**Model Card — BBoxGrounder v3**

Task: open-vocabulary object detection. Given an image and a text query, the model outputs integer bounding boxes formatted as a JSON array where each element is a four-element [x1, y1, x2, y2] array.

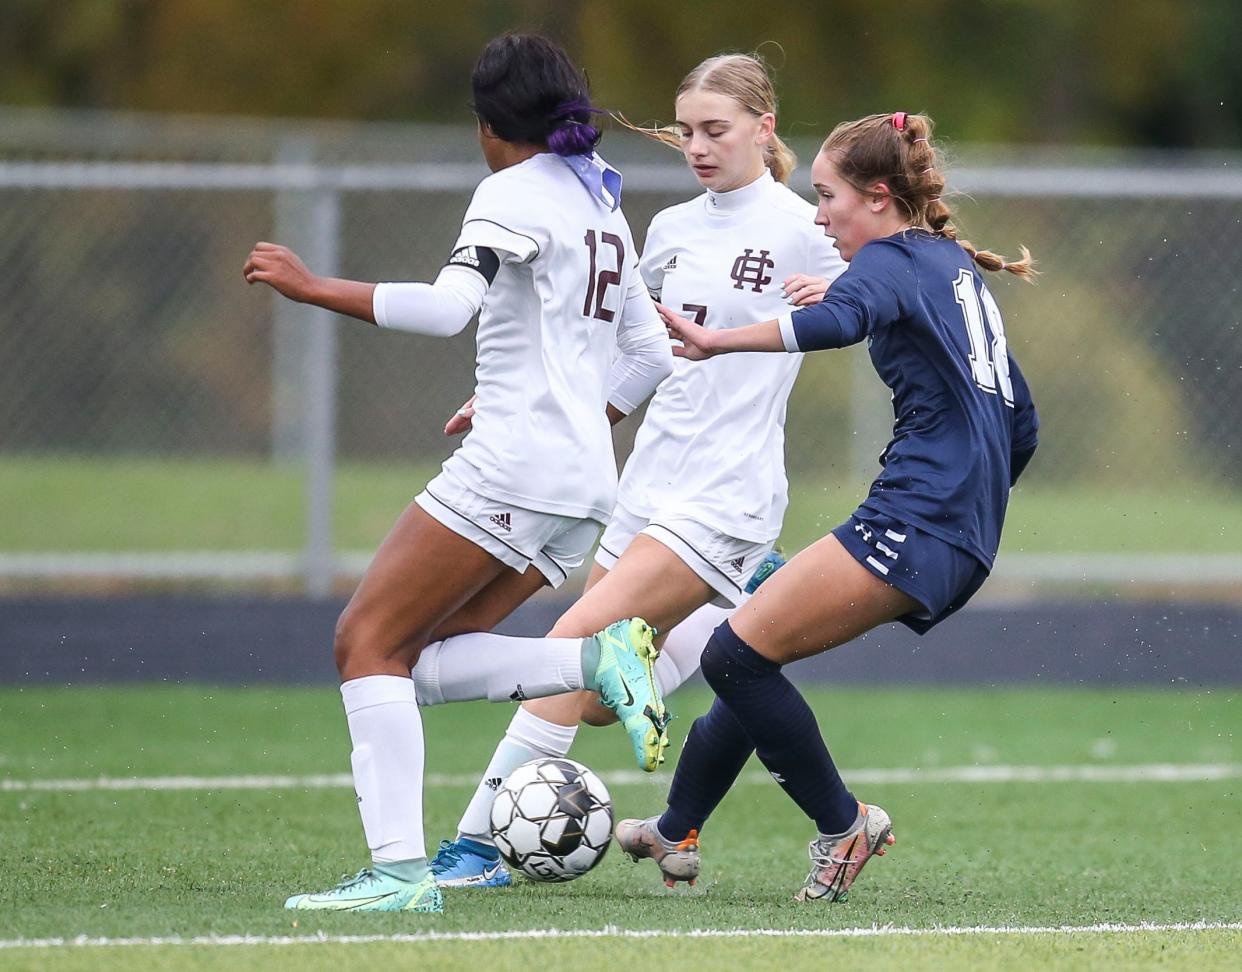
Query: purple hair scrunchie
[[547, 98, 602, 157]]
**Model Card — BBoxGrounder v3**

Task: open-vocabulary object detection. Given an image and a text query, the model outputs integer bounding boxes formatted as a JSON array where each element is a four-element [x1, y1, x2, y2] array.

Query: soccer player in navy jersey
[[620, 111, 1040, 901]]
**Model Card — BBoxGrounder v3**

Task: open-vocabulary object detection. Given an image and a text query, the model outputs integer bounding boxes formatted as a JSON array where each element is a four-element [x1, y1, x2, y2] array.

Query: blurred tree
[[0, 0, 1239, 147]]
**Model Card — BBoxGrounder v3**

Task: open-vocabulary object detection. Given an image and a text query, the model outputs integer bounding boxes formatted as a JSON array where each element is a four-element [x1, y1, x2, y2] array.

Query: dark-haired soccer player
[[624, 110, 1039, 902], [244, 33, 673, 913]]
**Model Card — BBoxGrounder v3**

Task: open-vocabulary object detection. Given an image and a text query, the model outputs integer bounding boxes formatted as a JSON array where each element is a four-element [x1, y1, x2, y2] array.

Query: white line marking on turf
[[2, 921, 1240, 949], [3, 763, 1241, 793]]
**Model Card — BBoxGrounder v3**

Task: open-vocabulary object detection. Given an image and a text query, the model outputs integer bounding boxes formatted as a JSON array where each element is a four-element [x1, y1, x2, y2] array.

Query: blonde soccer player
[[243, 34, 674, 913], [426, 53, 846, 888]]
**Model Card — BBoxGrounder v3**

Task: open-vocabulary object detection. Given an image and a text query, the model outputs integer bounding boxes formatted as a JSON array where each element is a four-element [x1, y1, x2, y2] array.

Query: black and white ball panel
[[489, 757, 614, 882]]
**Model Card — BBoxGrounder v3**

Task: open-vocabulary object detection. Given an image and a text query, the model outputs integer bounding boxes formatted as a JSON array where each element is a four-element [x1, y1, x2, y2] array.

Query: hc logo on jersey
[[730, 248, 774, 292]]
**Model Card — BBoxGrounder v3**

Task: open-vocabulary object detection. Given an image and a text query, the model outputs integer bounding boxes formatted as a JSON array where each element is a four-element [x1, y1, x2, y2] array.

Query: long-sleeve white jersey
[[434, 153, 671, 524], [619, 169, 846, 542]]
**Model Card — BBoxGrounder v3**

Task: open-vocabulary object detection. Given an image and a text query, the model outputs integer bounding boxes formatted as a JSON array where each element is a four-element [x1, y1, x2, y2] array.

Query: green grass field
[[2, 455, 1239, 555], [2, 684, 1239, 970]]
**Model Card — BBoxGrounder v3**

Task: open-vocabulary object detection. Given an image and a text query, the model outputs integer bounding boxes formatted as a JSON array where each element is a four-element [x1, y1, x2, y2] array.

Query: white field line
[[2, 763, 1241, 794], [2, 921, 1241, 950]]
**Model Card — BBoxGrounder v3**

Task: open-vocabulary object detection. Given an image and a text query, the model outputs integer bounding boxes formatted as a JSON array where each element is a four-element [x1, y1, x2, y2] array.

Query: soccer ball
[[489, 757, 613, 882]]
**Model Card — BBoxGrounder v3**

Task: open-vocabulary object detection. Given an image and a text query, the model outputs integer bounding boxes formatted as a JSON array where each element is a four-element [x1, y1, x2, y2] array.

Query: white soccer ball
[[489, 757, 613, 882]]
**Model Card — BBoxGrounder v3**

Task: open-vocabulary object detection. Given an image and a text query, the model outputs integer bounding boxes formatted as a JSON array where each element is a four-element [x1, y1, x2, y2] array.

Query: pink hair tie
[[912, 136, 928, 144], [1000, 261, 1009, 271], [891, 111, 907, 131]]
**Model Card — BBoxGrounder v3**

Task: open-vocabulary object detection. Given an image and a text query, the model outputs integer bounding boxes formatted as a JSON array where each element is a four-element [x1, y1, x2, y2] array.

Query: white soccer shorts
[[595, 502, 774, 608], [416, 463, 600, 588]]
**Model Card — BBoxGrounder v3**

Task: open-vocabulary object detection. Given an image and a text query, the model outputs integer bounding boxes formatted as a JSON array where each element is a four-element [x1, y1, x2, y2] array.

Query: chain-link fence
[[2, 109, 1239, 592]]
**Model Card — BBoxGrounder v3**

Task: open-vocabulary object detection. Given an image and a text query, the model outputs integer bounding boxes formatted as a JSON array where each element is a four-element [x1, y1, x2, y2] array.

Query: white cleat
[[795, 802, 895, 903], [614, 815, 701, 888]]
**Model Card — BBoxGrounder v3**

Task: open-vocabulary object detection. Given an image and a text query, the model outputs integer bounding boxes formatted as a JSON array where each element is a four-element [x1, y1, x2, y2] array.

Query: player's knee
[[334, 605, 428, 677], [697, 626, 728, 691], [333, 607, 369, 676], [700, 622, 778, 699]]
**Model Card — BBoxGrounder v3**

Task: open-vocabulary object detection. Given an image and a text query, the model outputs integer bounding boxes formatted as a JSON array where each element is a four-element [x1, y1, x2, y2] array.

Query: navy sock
[[658, 696, 754, 840], [699, 621, 858, 835]]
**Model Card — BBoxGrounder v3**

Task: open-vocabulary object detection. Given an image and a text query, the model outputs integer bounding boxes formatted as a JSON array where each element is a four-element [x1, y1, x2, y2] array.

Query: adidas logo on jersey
[[661, 255, 678, 272], [509, 685, 528, 702], [489, 512, 512, 532], [450, 246, 482, 268], [484, 777, 504, 791]]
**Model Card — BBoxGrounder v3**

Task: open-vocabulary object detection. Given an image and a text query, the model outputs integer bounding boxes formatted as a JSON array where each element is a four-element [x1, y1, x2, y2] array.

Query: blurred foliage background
[[2, 0, 1240, 585], [1, 0, 1240, 148]]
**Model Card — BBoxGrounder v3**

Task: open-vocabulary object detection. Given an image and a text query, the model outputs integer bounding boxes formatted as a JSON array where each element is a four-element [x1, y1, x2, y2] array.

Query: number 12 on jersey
[[583, 229, 625, 322], [952, 268, 1014, 406]]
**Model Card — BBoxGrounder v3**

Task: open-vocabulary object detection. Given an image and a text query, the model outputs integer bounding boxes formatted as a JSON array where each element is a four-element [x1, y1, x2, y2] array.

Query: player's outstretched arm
[[243, 242, 377, 323], [656, 302, 784, 359]]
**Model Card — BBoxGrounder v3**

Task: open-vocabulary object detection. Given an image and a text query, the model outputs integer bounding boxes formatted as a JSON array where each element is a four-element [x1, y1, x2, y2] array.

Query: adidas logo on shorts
[[729, 557, 746, 573], [484, 777, 504, 791], [489, 512, 512, 532]]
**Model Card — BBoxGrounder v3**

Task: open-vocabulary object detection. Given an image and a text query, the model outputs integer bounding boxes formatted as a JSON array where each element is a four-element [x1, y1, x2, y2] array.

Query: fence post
[[271, 136, 315, 463], [302, 187, 339, 597], [270, 143, 338, 596]]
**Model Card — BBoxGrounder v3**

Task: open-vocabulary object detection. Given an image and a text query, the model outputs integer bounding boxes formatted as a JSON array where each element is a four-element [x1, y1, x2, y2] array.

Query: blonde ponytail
[[764, 132, 797, 185]]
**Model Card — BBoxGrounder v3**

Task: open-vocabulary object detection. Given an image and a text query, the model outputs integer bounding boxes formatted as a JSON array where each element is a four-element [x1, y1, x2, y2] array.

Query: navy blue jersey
[[784, 230, 1038, 568]]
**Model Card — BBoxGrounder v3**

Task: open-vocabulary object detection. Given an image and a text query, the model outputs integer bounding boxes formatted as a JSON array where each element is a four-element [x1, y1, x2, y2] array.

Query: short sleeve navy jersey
[[787, 230, 1039, 568]]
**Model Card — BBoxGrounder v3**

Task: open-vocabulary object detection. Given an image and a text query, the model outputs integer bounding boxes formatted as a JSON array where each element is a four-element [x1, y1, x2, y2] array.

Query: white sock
[[411, 632, 586, 706], [341, 675, 426, 866], [456, 707, 579, 844], [655, 602, 738, 695]]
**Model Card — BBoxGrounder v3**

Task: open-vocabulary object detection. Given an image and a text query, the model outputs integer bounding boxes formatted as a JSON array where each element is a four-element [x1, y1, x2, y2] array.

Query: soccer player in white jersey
[[428, 53, 846, 888], [242, 34, 673, 914]]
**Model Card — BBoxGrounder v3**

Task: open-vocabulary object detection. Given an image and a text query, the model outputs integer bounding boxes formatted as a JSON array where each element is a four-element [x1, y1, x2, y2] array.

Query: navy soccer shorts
[[832, 508, 990, 634]]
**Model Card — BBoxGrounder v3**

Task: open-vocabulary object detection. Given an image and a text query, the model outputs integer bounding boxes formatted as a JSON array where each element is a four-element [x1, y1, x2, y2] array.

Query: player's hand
[[782, 273, 829, 306], [243, 242, 321, 303], [444, 394, 477, 436], [656, 302, 716, 360]]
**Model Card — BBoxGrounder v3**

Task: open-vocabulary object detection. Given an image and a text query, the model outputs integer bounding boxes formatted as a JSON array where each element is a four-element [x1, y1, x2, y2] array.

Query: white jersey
[[443, 153, 666, 523], [619, 170, 846, 542]]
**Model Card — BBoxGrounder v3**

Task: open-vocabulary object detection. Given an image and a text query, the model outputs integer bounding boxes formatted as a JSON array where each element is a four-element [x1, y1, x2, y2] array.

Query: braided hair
[[822, 112, 1036, 279]]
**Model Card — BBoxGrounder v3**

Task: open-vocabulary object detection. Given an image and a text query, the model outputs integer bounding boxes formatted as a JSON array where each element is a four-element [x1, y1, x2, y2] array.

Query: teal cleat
[[284, 868, 444, 913], [745, 549, 786, 594], [588, 618, 669, 772]]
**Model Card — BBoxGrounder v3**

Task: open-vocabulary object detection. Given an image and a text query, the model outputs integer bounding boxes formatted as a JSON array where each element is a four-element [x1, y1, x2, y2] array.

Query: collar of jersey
[[705, 169, 774, 219]]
